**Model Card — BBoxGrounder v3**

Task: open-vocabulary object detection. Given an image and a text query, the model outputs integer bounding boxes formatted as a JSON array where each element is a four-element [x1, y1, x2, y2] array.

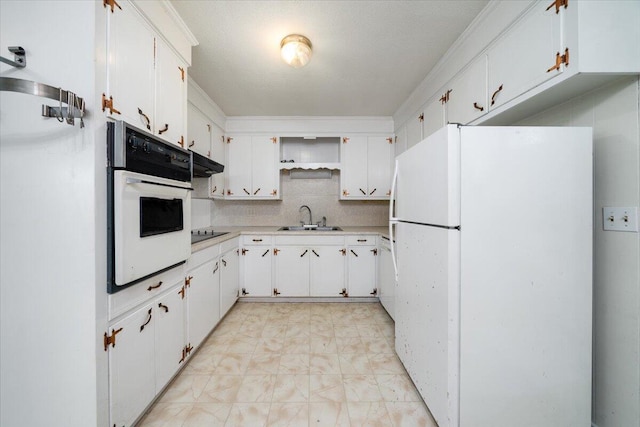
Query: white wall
[[0, 1, 108, 426], [516, 76, 640, 427]]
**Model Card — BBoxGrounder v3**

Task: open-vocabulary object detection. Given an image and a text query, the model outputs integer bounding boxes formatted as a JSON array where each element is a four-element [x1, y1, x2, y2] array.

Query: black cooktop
[[190, 229, 228, 244]]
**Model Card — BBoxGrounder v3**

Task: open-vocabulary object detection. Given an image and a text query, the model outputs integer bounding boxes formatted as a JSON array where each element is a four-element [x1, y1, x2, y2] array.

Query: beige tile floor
[[138, 302, 437, 427]]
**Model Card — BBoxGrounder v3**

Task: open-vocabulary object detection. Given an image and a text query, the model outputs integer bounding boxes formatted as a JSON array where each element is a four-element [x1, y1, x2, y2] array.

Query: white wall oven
[[107, 121, 192, 293]]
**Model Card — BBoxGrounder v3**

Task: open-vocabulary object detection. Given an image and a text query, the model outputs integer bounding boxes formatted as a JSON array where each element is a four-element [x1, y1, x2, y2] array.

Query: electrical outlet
[[602, 207, 639, 232]]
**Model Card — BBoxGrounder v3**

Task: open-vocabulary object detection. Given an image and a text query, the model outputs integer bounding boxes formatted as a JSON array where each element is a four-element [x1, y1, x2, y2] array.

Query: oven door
[[112, 170, 191, 289]]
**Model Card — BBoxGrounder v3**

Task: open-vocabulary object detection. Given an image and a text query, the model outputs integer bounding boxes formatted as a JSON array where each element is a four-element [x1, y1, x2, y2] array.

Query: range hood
[[191, 151, 224, 177]]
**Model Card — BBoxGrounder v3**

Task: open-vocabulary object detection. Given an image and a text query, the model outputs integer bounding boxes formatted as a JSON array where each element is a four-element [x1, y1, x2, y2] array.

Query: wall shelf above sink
[[280, 137, 340, 171]]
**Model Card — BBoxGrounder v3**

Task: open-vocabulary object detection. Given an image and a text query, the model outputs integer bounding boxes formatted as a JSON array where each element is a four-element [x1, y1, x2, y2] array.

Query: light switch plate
[[603, 206, 639, 232]]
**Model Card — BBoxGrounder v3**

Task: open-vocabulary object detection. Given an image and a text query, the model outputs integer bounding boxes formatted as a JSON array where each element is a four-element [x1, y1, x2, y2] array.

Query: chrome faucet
[[299, 205, 312, 226]]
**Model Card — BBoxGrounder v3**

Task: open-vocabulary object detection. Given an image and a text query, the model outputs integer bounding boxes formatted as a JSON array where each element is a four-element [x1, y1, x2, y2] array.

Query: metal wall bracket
[[0, 46, 26, 68]]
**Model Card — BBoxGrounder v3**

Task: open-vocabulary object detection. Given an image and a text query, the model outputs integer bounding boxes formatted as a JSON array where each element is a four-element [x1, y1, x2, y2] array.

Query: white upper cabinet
[[104, 0, 189, 147], [225, 135, 279, 199], [341, 135, 393, 200], [210, 123, 226, 198], [447, 55, 488, 125], [155, 38, 187, 145], [486, 1, 562, 111], [406, 112, 424, 149], [105, 0, 155, 132], [423, 95, 446, 141], [187, 102, 211, 157]]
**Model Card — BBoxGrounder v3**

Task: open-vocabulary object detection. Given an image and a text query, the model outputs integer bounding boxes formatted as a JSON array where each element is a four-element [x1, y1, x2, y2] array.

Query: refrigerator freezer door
[[394, 221, 460, 427], [395, 125, 461, 227]]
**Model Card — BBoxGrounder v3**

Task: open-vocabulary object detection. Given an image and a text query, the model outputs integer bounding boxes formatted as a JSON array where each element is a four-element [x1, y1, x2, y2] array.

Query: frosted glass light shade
[[280, 34, 312, 68]]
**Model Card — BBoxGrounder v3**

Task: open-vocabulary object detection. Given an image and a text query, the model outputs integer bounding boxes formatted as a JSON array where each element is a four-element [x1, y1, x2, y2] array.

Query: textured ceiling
[[170, 0, 489, 117]]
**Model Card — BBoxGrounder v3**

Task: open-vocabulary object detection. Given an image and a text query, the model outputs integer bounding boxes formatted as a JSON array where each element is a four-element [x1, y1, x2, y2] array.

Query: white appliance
[[389, 125, 592, 427]]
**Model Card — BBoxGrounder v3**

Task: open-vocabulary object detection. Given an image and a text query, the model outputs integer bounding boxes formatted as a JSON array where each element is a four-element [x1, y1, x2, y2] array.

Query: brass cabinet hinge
[[179, 136, 185, 147], [339, 288, 349, 297], [386, 137, 393, 144], [547, 48, 569, 73], [439, 89, 452, 104], [546, 0, 568, 14], [273, 248, 280, 256], [103, 0, 122, 13], [186, 343, 193, 355], [178, 286, 185, 299], [273, 288, 281, 296], [371, 248, 378, 256], [103, 327, 123, 351], [241, 288, 249, 296], [226, 189, 233, 195], [226, 137, 233, 144], [418, 113, 424, 122], [339, 248, 347, 256], [343, 189, 350, 196], [370, 288, 378, 296], [271, 189, 278, 196], [178, 66, 185, 82], [271, 137, 277, 144], [241, 248, 248, 255], [179, 347, 186, 363], [207, 124, 211, 132], [101, 94, 121, 115], [342, 137, 349, 144], [184, 275, 193, 287]]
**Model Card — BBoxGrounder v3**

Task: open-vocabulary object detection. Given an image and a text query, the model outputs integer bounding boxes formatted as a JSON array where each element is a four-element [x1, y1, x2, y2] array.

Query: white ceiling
[[170, 0, 489, 117]]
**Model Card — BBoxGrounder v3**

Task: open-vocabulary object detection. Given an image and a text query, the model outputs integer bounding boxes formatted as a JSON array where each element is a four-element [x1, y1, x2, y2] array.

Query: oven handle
[[125, 177, 193, 191]]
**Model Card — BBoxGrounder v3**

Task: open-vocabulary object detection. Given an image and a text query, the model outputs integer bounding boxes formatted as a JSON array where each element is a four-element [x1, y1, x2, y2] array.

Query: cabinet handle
[[359, 188, 366, 195], [370, 288, 378, 296], [139, 308, 152, 332], [312, 250, 320, 257], [357, 239, 367, 242], [158, 124, 169, 135], [369, 188, 377, 195], [158, 303, 169, 313], [253, 188, 261, 195], [222, 259, 227, 266], [490, 84, 503, 106], [300, 249, 308, 257], [137, 108, 151, 130], [147, 281, 163, 291], [212, 186, 217, 194], [213, 262, 219, 274], [253, 238, 263, 242], [473, 102, 484, 112], [350, 249, 358, 257], [178, 286, 185, 299], [243, 188, 250, 195], [261, 249, 269, 257], [189, 140, 195, 148]]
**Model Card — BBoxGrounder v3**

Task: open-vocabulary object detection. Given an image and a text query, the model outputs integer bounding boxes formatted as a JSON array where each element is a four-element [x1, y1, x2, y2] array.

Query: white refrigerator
[[389, 125, 592, 427]]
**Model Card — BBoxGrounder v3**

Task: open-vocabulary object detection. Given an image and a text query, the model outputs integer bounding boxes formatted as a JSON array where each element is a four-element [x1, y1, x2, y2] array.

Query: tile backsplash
[[191, 172, 389, 228]]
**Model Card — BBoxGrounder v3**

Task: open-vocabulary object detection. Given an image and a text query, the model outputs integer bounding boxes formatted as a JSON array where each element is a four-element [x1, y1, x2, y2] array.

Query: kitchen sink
[[278, 226, 343, 231]]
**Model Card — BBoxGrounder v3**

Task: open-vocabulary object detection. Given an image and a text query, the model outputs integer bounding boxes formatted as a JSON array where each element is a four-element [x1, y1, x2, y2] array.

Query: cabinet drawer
[[242, 235, 273, 245], [108, 266, 185, 321], [186, 243, 220, 270], [274, 235, 345, 246], [220, 236, 240, 254], [346, 235, 377, 245]]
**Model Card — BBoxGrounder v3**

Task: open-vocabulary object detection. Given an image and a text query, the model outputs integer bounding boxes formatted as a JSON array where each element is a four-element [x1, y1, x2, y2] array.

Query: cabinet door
[[155, 38, 186, 146], [487, 1, 562, 110], [310, 246, 346, 297], [210, 124, 226, 198], [187, 102, 211, 157], [378, 245, 395, 320], [251, 136, 279, 198], [108, 303, 156, 427], [340, 135, 368, 199], [423, 96, 445, 140], [220, 247, 239, 316], [155, 286, 186, 393], [347, 246, 377, 297], [406, 112, 424, 149], [225, 135, 252, 198], [447, 55, 488, 125], [275, 246, 310, 296], [187, 259, 219, 350], [241, 246, 272, 296], [106, 0, 155, 130], [395, 126, 408, 157], [367, 136, 393, 199]]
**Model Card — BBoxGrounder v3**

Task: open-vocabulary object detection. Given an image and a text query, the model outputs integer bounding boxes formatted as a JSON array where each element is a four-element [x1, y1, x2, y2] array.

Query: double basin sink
[[278, 226, 343, 231]]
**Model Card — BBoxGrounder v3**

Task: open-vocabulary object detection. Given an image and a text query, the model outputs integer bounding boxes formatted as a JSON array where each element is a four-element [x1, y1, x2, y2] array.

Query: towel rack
[[0, 77, 85, 127]]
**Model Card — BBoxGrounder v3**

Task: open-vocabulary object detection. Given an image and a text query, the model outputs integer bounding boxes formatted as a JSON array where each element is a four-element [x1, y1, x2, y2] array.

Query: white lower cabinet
[[220, 244, 240, 316], [378, 239, 395, 320], [346, 236, 378, 297], [186, 257, 220, 352], [274, 246, 310, 296], [240, 236, 273, 296], [107, 281, 184, 427], [310, 245, 347, 297]]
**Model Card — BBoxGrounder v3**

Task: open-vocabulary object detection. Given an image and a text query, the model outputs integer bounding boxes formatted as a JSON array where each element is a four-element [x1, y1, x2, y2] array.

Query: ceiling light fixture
[[280, 34, 312, 68]]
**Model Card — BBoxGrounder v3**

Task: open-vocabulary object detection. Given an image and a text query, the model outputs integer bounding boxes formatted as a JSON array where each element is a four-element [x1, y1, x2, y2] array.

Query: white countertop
[[191, 226, 390, 252]]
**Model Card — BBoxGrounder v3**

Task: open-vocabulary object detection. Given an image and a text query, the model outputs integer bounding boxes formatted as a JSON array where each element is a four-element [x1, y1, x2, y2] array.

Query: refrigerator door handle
[[389, 159, 399, 280]]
